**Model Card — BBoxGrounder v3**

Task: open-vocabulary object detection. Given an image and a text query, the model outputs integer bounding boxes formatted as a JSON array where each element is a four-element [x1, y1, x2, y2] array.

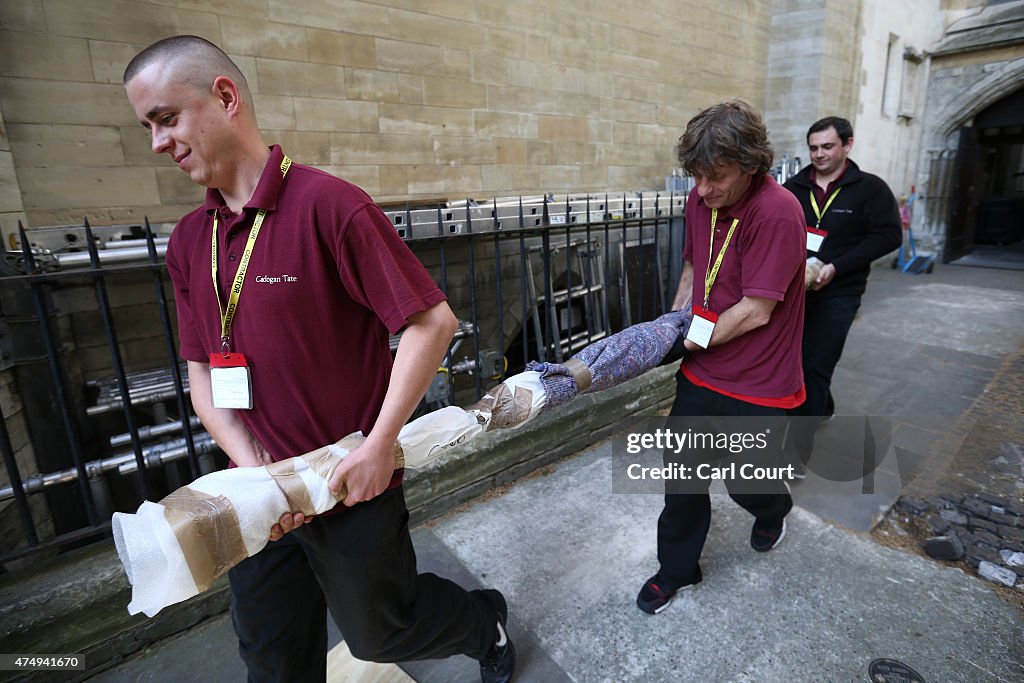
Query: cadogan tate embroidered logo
[[254, 274, 298, 284]]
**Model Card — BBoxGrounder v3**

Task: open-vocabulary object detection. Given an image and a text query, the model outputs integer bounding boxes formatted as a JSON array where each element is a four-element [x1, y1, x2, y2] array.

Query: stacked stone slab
[[896, 493, 1024, 589]]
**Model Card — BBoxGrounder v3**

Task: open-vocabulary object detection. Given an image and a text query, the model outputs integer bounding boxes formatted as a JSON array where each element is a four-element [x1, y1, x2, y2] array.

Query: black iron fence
[[0, 191, 685, 568]]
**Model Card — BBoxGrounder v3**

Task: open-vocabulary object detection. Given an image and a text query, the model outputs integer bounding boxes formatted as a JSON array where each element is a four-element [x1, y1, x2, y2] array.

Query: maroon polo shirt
[[681, 174, 806, 403], [166, 146, 446, 491]]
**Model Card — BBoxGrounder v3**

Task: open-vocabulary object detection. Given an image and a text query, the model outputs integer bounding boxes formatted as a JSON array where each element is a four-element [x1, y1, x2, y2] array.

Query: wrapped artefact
[[391, 306, 689, 460], [113, 434, 396, 616], [114, 311, 693, 616]]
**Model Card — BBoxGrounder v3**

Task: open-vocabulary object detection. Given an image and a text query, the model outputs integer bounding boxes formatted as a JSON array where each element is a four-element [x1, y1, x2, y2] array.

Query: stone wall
[[0, 106, 28, 243], [763, 0, 862, 164], [0, 0, 774, 228], [851, 0, 940, 196], [764, 0, 830, 161], [819, 0, 861, 138]]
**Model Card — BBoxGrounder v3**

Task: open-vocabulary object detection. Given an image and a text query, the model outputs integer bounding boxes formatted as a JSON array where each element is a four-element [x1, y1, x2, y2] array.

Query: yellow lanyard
[[211, 155, 292, 351], [703, 208, 739, 310], [809, 187, 842, 229]]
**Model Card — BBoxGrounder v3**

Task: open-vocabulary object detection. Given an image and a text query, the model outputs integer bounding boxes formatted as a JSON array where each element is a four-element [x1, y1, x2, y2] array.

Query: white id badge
[[686, 306, 718, 349], [806, 227, 827, 252], [209, 353, 253, 409]]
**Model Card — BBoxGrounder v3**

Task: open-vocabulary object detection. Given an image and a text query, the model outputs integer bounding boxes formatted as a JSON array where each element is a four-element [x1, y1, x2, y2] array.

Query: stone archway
[[915, 56, 1024, 245], [933, 57, 1024, 144]]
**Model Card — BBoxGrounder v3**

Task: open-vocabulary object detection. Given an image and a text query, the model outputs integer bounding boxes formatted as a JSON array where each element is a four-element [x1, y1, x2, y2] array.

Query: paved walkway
[[90, 262, 1024, 682]]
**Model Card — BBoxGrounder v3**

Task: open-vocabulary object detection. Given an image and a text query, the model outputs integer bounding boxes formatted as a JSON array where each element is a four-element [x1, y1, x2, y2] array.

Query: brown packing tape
[[295, 435, 406, 506], [305, 443, 348, 505], [465, 390, 497, 415], [301, 444, 345, 482], [480, 383, 533, 431], [564, 358, 593, 393], [508, 386, 533, 427], [265, 459, 317, 516], [161, 487, 247, 592]]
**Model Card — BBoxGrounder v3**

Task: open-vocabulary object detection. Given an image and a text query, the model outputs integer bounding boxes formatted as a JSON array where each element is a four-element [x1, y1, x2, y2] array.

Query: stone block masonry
[[0, 0, 774, 228]]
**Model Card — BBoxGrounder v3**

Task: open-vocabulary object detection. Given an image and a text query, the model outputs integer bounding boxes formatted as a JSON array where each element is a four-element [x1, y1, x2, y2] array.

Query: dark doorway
[[946, 87, 1024, 270]]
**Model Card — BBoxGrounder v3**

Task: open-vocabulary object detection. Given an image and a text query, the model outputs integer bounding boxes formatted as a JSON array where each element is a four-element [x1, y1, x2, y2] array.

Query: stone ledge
[[0, 365, 677, 682]]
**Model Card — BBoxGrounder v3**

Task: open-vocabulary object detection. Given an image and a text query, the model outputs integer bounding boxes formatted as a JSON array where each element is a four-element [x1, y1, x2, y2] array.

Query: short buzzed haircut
[[123, 35, 250, 98], [807, 116, 853, 145], [676, 100, 774, 177]]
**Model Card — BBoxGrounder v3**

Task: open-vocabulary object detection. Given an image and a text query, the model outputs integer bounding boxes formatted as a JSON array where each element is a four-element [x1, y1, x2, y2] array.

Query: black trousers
[[228, 486, 496, 682], [656, 372, 792, 587], [787, 294, 861, 460]]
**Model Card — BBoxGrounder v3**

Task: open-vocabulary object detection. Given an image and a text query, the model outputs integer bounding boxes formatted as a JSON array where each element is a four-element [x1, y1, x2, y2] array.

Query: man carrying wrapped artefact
[[114, 310, 694, 619], [634, 101, 807, 615], [122, 36, 514, 682]]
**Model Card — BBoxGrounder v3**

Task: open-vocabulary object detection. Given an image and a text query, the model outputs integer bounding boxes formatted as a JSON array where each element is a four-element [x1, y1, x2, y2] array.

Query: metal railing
[[0, 190, 685, 567]]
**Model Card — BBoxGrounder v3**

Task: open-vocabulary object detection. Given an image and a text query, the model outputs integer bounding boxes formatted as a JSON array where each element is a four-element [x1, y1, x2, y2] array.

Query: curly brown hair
[[676, 100, 773, 176]]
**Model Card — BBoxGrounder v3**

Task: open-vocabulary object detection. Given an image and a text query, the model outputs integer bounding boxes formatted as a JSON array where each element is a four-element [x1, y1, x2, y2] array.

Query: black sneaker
[[479, 589, 515, 683], [635, 566, 702, 615], [750, 518, 787, 552]]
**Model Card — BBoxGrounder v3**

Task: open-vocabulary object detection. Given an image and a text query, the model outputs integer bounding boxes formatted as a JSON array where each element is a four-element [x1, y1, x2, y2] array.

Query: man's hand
[[328, 439, 397, 507], [811, 263, 836, 290], [269, 511, 306, 542]]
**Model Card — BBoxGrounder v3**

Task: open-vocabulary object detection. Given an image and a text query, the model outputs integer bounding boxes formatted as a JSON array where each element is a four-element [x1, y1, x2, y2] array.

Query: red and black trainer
[[750, 518, 787, 552], [635, 566, 703, 614]]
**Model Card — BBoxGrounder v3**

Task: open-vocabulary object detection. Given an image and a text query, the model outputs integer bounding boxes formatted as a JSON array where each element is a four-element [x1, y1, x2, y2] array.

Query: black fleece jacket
[[784, 160, 902, 301]]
